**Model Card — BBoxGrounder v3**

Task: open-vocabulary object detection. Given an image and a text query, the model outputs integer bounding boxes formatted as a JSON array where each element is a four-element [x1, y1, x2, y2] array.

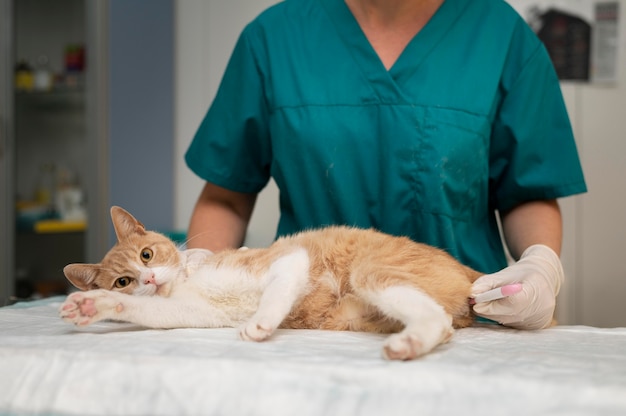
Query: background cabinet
[[6, 0, 88, 300], [0, 0, 109, 304], [14, 90, 88, 298], [1, 0, 175, 305]]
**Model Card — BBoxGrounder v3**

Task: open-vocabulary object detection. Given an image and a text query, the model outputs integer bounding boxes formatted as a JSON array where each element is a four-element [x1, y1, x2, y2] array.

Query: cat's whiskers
[[180, 230, 238, 250]]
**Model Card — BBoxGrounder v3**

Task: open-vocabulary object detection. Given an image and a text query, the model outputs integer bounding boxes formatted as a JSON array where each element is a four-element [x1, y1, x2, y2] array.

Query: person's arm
[[186, 182, 257, 252], [500, 199, 562, 259], [472, 199, 565, 329]]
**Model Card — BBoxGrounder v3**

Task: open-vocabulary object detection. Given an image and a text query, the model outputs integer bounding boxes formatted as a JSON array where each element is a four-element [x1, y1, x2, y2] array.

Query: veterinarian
[[184, 0, 586, 330]]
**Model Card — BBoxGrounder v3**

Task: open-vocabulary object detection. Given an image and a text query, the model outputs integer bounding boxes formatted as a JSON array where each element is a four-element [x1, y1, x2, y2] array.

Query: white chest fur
[[175, 248, 312, 326]]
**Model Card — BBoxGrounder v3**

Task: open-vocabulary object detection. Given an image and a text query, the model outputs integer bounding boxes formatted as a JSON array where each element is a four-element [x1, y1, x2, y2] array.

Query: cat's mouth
[[133, 284, 159, 296], [155, 281, 173, 297]]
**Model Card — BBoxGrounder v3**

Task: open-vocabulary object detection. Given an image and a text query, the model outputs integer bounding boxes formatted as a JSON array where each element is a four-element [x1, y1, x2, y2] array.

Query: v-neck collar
[[319, 0, 468, 100]]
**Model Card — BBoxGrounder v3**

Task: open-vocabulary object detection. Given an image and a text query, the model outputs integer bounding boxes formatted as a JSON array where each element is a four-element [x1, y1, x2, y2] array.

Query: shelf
[[15, 86, 84, 96], [15, 88, 85, 112]]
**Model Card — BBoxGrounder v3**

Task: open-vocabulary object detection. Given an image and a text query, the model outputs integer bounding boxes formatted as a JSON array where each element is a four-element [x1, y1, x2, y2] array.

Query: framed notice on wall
[[506, 0, 620, 83], [592, 2, 620, 82]]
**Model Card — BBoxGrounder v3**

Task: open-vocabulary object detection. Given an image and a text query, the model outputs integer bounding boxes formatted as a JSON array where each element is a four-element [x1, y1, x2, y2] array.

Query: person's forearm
[[187, 203, 247, 251], [186, 183, 257, 252], [500, 199, 562, 260]]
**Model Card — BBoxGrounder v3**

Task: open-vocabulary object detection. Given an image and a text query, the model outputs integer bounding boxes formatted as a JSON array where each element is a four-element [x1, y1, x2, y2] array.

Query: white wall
[[174, 0, 626, 327], [174, 0, 280, 248], [570, 72, 626, 326], [510, 0, 626, 327]]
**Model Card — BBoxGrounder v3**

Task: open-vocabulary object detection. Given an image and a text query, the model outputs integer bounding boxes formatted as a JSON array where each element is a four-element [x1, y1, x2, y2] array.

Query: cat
[[60, 206, 482, 360]]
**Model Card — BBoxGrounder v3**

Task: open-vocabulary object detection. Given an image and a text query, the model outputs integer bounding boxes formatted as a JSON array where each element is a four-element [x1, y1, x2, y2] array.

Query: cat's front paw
[[59, 290, 122, 326], [239, 319, 275, 342]]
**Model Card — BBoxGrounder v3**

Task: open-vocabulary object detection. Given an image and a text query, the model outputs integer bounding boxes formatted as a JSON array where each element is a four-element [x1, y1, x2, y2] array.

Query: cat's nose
[[143, 272, 156, 285]]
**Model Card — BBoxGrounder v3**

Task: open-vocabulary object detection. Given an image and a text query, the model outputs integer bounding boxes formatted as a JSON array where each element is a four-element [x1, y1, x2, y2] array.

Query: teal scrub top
[[185, 0, 587, 273]]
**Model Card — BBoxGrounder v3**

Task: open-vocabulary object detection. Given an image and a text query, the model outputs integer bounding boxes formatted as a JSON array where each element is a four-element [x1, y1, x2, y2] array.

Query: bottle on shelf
[[33, 54, 52, 92], [36, 162, 56, 213], [15, 60, 34, 91]]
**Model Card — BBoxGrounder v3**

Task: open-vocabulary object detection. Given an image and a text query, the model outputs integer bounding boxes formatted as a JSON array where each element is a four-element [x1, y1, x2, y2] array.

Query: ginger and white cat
[[60, 206, 481, 360]]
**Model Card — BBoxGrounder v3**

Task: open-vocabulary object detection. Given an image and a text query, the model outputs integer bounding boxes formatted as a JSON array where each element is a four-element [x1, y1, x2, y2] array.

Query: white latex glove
[[471, 244, 564, 330]]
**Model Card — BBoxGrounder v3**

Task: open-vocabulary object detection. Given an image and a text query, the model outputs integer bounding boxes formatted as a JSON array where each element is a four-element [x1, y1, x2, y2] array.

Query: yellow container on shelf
[[34, 219, 86, 233], [15, 60, 34, 91]]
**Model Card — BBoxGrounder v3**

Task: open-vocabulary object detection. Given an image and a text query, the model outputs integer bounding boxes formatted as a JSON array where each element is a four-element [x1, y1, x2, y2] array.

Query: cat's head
[[63, 206, 182, 296]]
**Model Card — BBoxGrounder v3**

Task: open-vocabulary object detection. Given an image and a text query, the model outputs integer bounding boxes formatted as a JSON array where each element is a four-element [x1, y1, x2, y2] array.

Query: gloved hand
[[471, 244, 564, 330]]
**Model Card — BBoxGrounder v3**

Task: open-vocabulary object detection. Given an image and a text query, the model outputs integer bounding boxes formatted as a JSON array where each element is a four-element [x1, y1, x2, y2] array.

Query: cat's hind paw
[[239, 319, 275, 342], [382, 333, 426, 360], [382, 326, 453, 360]]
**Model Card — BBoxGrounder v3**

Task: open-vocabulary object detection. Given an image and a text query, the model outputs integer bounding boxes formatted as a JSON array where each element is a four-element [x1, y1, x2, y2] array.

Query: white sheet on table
[[1, 297, 626, 416]]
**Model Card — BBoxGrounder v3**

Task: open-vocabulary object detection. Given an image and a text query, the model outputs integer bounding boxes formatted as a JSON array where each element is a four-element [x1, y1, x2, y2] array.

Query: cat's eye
[[114, 277, 133, 288], [140, 248, 153, 263]]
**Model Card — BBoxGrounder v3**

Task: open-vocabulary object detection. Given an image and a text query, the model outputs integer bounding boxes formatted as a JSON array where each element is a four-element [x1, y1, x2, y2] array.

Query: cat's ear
[[63, 263, 101, 291], [110, 206, 146, 241]]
